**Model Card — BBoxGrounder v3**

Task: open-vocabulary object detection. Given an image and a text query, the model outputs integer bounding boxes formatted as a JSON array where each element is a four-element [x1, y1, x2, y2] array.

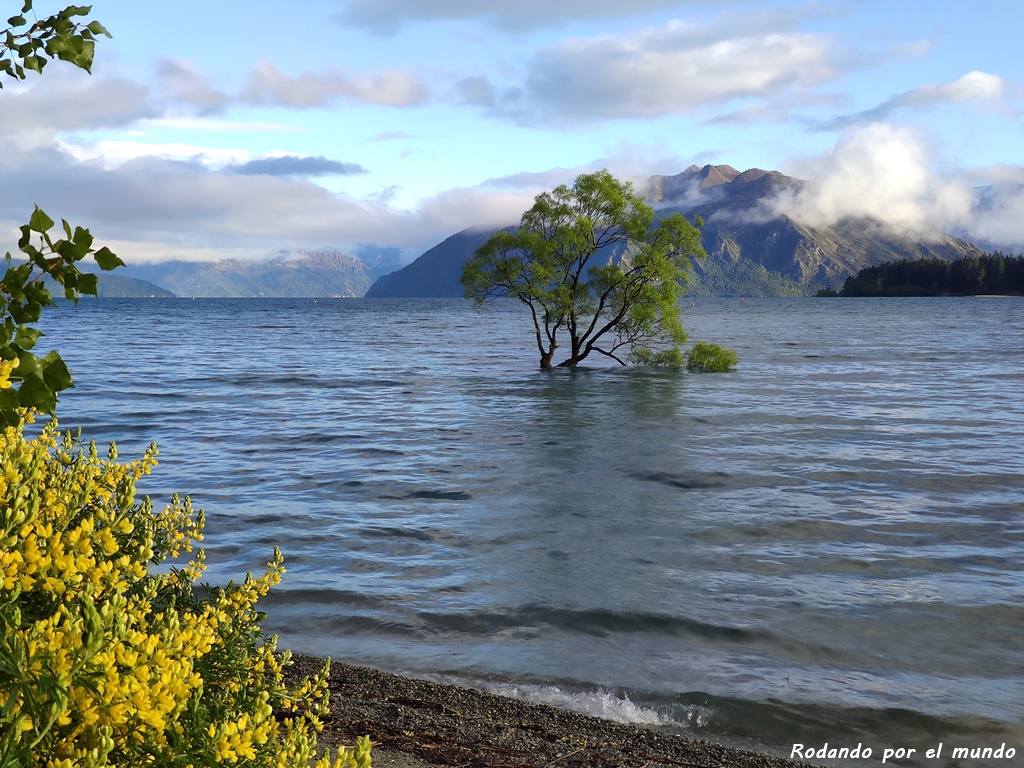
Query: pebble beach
[[286, 655, 815, 768]]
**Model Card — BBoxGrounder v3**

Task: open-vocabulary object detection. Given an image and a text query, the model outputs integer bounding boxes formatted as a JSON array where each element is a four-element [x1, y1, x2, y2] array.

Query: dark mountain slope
[[365, 228, 505, 298]]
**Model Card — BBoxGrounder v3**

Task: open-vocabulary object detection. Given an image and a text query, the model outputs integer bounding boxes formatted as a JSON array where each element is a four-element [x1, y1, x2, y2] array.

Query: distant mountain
[[368, 165, 987, 298], [120, 250, 373, 298], [365, 228, 503, 298], [38, 267, 174, 298], [350, 245, 406, 281], [95, 274, 176, 298]]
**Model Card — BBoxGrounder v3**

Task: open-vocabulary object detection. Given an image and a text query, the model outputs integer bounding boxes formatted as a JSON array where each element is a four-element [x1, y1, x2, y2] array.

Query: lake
[[38, 296, 1024, 764]]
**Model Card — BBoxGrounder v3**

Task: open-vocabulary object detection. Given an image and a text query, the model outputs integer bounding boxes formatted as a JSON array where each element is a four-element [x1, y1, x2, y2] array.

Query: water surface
[[40, 297, 1024, 763]]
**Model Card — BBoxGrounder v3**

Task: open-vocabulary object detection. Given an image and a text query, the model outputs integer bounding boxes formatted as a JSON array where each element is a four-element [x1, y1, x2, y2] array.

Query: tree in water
[[462, 169, 714, 369]]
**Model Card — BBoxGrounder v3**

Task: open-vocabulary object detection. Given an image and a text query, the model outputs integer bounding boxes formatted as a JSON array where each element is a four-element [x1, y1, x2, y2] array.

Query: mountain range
[[115, 250, 376, 298], [368, 165, 986, 298], [86, 165, 990, 298]]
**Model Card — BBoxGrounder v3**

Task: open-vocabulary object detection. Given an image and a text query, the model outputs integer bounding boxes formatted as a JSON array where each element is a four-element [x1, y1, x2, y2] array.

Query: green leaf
[[77, 272, 98, 296], [17, 372, 57, 415], [9, 300, 42, 325], [28, 207, 54, 234], [86, 20, 111, 37], [6, 15, 26, 26], [0, 390, 21, 428], [42, 350, 73, 392], [15, 349, 42, 378], [94, 247, 124, 271], [13, 326, 41, 351], [73, 226, 94, 250], [46, 36, 69, 56]]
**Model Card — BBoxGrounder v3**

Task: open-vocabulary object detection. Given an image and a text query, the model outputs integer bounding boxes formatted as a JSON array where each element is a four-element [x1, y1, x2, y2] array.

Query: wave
[[461, 679, 683, 728], [410, 605, 775, 643]]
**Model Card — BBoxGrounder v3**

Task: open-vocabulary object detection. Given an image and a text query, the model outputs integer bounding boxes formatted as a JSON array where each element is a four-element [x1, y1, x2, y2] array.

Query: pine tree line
[[838, 252, 1024, 296]]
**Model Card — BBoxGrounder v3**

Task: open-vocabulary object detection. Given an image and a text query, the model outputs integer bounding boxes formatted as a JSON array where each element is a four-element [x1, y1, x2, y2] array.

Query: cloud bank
[[768, 122, 1024, 248], [823, 71, 1015, 129], [0, 142, 533, 264], [528, 22, 837, 120], [240, 61, 430, 108]]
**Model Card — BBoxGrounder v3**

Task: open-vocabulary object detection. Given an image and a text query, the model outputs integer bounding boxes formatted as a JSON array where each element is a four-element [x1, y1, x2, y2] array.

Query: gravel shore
[[286, 654, 815, 768]]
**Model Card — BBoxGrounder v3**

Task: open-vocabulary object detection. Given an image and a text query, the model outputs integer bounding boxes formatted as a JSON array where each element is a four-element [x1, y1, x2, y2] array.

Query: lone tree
[[462, 169, 707, 369]]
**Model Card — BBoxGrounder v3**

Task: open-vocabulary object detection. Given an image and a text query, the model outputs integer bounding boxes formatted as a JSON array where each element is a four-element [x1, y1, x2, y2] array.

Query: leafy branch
[[1, 1, 110, 83], [1, 2, 119, 425], [1, 207, 125, 424]]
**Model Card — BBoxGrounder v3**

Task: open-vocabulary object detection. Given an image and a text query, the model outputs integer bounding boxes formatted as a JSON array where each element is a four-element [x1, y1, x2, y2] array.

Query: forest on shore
[[828, 252, 1024, 296]]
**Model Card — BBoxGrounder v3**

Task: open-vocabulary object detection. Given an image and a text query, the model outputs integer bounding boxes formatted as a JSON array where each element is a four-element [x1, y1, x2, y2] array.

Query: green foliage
[[687, 256, 816, 298], [686, 342, 738, 373], [0, 414, 372, 768], [839, 252, 1024, 297], [1, 5, 122, 427], [1, 208, 125, 427], [0, 1, 110, 83], [463, 169, 711, 369]]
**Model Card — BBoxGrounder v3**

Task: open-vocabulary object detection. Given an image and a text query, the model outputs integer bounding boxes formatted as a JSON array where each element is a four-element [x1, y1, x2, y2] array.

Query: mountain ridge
[[84, 164, 991, 298], [368, 165, 986, 298], [119, 250, 374, 298]]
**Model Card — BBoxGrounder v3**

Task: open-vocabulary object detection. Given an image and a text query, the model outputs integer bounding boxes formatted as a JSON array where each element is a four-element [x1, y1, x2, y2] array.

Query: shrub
[[0, 406, 370, 767], [686, 342, 738, 373]]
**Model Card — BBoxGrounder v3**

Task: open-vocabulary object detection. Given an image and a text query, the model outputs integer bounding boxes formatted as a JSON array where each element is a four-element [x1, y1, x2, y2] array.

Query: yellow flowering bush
[[0, 411, 371, 768]]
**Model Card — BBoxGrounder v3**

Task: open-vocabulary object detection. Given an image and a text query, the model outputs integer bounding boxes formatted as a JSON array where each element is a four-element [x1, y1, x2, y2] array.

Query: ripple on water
[[38, 296, 1024, 753]]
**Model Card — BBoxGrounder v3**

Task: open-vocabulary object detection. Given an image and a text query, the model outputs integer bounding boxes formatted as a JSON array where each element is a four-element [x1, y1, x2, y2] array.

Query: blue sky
[[2, 0, 1023, 264]]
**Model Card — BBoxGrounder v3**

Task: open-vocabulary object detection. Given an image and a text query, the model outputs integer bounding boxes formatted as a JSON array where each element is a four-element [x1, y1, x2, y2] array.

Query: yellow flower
[[0, 357, 19, 389], [0, 414, 371, 767]]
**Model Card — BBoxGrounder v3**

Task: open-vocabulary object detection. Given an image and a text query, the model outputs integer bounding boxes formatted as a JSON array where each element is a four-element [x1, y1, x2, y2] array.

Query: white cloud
[[92, 240, 270, 264], [155, 58, 229, 113], [58, 140, 252, 167], [137, 117, 304, 133], [522, 20, 838, 121], [0, 71, 152, 143], [240, 61, 430, 108], [413, 186, 531, 233], [769, 123, 974, 237], [0, 143, 533, 264], [825, 71, 1016, 128], [968, 166, 1024, 248]]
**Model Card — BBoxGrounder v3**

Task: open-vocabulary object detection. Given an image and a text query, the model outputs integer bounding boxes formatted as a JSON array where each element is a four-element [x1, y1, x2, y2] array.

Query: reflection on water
[[40, 297, 1024, 762]]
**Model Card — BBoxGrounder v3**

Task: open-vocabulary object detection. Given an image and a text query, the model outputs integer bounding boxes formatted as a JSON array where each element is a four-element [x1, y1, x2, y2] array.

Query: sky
[[2, 0, 1023, 265]]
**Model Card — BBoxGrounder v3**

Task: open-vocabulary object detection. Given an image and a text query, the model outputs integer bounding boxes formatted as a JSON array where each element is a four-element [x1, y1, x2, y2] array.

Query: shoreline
[[286, 654, 815, 768]]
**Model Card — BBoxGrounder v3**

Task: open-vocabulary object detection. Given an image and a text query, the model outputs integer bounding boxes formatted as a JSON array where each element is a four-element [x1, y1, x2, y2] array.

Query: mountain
[[365, 228, 503, 298], [120, 250, 373, 298], [95, 274, 176, 298], [368, 165, 987, 298], [651, 166, 984, 293], [42, 272, 175, 298]]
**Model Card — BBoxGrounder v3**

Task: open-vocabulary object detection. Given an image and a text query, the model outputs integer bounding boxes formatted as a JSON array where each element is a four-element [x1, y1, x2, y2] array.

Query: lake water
[[38, 297, 1024, 765]]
